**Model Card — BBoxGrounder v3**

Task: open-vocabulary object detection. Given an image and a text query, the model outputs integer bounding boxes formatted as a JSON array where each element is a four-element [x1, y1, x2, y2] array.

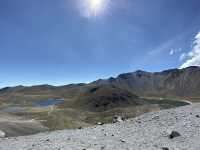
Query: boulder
[[97, 122, 104, 125], [0, 130, 6, 138], [162, 147, 169, 150], [169, 131, 181, 139], [112, 116, 125, 123]]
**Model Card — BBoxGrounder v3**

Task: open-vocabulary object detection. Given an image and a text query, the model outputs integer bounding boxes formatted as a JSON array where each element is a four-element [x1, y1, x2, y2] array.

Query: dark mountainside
[[94, 66, 200, 99]]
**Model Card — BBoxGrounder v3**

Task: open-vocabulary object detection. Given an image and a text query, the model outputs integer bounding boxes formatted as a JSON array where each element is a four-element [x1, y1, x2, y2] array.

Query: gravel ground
[[1, 104, 200, 150]]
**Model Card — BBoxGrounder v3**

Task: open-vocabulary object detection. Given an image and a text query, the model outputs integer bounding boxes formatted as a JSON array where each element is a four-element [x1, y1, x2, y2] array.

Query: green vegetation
[[0, 82, 192, 137], [144, 98, 189, 109]]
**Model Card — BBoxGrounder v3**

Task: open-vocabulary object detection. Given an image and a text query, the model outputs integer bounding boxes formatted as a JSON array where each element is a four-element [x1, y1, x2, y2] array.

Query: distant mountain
[[93, 66, 200, 98], [0, 66, 200, 102]]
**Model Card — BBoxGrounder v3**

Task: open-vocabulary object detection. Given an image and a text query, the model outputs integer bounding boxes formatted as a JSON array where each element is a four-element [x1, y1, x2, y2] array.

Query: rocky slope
[[94, 66, 200, 98], [1, 104, 200, 150]]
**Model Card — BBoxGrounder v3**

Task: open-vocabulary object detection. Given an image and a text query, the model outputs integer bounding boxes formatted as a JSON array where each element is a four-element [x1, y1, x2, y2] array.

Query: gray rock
[[0, 131, 6, 138], [161, 147, 169, 150], [97, 122, 104, 125], [169, 131, 181, 139], [113, 116, 125, 123]]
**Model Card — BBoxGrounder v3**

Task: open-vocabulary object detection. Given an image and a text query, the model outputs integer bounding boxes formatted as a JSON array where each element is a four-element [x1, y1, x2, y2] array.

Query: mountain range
[[94, 66, 200, 99], [0, 66, 199, 136], [1, 66, 200, 101]]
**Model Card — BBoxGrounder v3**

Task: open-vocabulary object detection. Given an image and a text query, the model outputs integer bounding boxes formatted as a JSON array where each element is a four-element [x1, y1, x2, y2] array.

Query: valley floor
[[0, 104, 200, 150]]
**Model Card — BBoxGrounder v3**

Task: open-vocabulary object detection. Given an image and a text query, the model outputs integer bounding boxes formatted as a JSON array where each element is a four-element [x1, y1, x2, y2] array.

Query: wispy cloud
[[180, 32, 200, 68], [148, 32, 187, 57], [148, 38, 177, 56], [169, 48, 182, 56]]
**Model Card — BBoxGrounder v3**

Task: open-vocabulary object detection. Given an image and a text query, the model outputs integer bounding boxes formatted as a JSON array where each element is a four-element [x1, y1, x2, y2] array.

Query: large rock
[[0, 131, 6, 138], [112, 116, 125, 123], [169, 131, 181, 139]]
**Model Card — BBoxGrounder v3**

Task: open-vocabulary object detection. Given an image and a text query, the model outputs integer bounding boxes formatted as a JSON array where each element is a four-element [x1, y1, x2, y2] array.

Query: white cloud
[[169, 48, 182, 56], [179, 53, 187, 61], [180, 32, 200, 69], [169, 49, 174, 55]]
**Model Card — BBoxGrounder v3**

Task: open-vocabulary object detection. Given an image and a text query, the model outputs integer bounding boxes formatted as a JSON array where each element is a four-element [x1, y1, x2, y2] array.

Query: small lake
[[0, 99, 64, 113], [0, 106, 24, 113], [36, 99, 64, 107]]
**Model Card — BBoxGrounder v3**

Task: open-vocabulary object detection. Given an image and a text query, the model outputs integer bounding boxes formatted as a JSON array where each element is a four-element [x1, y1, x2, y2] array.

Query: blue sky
[[0, 0, 200, 87]]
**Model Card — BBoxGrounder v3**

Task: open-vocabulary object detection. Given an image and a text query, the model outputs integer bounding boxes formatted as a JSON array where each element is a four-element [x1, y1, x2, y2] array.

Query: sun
[[89, 0, 103, 13], [87, 0, 105, 16], [79, 0, 110, 18]]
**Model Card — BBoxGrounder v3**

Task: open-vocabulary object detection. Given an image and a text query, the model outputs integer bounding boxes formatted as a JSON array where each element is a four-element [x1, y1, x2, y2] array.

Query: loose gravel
[[1, 104, 200, 150]]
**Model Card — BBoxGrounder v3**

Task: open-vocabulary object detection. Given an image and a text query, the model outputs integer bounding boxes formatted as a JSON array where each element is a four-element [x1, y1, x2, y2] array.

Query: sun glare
[[89, 0, 102, 12], [88, 0, 104, 16], [79, 0, 110, 18]]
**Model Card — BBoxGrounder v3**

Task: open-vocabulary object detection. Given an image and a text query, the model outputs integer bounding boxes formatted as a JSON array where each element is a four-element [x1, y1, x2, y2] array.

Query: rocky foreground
[[0, 104, 200, 150]]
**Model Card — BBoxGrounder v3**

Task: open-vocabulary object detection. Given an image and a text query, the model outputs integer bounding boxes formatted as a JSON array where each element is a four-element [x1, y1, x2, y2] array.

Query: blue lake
[[0, 99, 64, 113], [0, 106, 24, 113], [36, 99, 64, 107]]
